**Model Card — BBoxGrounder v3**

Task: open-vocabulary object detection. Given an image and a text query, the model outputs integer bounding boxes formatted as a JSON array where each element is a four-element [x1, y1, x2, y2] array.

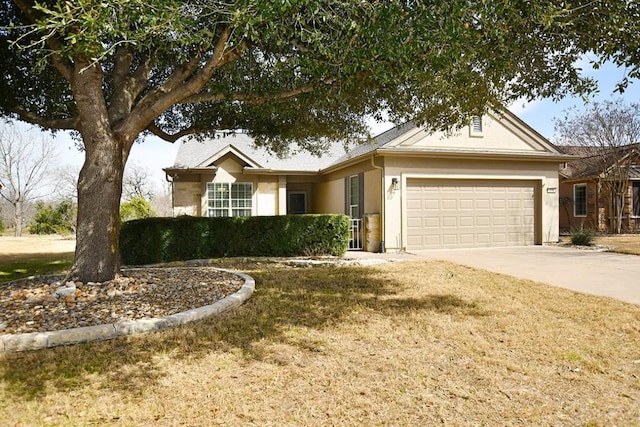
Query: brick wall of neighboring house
[[560, 178, 640, 232], [559, 179, 601, 231]]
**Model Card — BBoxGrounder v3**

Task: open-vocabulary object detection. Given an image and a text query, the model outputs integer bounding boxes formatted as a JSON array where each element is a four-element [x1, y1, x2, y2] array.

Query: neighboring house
[[164, 110, 570, 252], [558, 145, 640, 232]]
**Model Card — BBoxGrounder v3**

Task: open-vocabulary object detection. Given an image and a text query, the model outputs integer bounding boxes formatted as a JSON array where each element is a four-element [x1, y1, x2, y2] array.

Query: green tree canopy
[[1, 0, 640, 281], [120, 195, 155, 223]]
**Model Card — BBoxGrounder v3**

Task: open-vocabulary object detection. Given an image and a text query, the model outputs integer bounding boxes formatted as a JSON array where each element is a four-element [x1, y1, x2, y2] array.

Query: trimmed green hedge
[[119, 214, 350, 265]]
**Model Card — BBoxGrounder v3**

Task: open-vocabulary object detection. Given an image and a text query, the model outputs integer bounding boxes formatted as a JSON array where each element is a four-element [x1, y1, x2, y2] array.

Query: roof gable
[[197, 144, 263, 168], [384, 110, 560, 154], [167, 109, 565, 175]]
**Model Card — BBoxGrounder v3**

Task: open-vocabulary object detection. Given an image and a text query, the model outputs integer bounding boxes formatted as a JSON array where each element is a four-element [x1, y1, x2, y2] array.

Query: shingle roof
[[557, 144, 640, 179], [174, 135, 350, 171], [168, 115, 563, 174], [168, 124, 417, 172]]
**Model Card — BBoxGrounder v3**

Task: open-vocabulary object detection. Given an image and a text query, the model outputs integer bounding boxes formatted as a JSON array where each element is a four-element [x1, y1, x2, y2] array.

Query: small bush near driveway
[[570, 227, 595, 246]]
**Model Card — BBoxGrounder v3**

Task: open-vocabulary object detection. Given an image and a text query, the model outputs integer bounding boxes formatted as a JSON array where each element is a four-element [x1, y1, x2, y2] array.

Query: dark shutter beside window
[[633, 182, 640, 217]]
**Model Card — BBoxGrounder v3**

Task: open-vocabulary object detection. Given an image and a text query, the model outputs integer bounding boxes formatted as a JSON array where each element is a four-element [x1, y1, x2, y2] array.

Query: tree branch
[[146, 123, 204, 143], [122, 27, 246, 139], [180, 78, 340, 105], [109, 48, 154, 124], [11, 105, 79, 130], [11, 0, 74, 82]]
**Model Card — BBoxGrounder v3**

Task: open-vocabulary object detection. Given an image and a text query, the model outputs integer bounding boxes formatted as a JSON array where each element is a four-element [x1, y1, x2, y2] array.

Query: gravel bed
[[0, 267, 244, 334]]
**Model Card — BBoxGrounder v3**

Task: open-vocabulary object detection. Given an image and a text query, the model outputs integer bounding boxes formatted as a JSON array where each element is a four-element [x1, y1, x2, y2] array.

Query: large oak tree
[[1, 0, 639, 282]]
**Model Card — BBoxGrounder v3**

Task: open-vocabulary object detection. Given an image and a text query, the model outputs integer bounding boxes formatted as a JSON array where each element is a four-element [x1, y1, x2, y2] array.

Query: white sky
[[16, 59, 640, 196]]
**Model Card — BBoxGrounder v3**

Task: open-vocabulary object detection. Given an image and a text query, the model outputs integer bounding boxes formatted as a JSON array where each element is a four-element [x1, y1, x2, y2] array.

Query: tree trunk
[[13, 198, 22, 237], [67, 133, 125, 283], [615, 194, 623, 234]]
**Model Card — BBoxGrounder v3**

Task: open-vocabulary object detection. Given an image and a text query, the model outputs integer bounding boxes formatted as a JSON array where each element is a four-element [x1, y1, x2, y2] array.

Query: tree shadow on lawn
[[0, 252, 75, 283], [0, 262, 487, 400]]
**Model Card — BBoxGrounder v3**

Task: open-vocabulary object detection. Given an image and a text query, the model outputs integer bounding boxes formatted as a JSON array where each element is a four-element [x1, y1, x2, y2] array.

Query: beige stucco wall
[[256, 182, 278, 216], [315, 178, 345, 214], [364, 169, 382, 215], [315, 159, 382, 216], [381, 156, 560, 251]]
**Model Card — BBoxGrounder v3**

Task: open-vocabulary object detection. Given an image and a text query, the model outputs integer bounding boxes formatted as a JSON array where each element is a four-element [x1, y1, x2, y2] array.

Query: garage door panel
[[492, 233, 507, 243], [492, 216, 507, 226], [424, 217, 440, 228], [406, 217, 424, 228], [459, 234, 475, 244], [442, 216, 457, 227], [442, 199, 457, 210], [459, 199, 474, 209], [476, 233, 491, 244], [475, 216, 491, 227], [406, 199, 423, 210], [475, 199, 491, 209], [407, 179, 536, 249], [459, 216, 474, 227]]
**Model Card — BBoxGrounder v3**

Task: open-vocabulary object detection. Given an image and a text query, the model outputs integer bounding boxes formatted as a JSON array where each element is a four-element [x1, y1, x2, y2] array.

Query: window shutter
[[344, 177, 349, 215], [633, 182, 640, 216], [358, 172, 365, 219]]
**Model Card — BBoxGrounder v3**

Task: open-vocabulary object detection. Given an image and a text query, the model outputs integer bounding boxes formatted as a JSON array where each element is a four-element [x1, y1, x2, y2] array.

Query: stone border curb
[[0, 267, 255, 353]]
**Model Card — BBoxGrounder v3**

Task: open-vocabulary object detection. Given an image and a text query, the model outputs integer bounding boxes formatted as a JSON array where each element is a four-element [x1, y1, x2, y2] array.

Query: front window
[[349, 175, 359, 218], [207, 182, 252, 217], [574, 184, 587, 217]]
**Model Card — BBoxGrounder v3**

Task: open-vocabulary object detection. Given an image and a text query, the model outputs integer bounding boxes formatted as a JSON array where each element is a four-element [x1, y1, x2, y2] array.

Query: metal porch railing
[[349, 218, 363, 250]]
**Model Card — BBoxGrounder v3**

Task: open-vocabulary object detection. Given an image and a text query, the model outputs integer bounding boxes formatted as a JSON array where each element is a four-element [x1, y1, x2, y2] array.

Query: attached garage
[[406, 179, 537, 249]]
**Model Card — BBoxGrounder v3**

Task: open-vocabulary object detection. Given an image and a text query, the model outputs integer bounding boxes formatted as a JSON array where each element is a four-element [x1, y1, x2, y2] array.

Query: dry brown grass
[[0, 236, 75, 282], [1, 260, 639, 426], [595, 234, 640, 256]]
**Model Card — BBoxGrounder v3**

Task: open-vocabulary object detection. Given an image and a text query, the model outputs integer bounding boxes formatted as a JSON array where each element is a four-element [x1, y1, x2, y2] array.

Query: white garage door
[[406, 179, 536, 249]]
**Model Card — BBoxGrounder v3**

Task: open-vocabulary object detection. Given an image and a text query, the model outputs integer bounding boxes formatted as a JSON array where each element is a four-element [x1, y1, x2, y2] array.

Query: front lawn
[[1, 260, 638, 425], [595, 234, 640, 255], [0, 236, 75, 283]]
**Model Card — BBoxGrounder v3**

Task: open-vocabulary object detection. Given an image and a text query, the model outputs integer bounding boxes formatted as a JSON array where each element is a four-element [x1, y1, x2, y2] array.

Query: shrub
[[120, 214, 350, 265], [570, 227, 595, 246], [120, 196, 155, 222], [29, 201, 76, 235]]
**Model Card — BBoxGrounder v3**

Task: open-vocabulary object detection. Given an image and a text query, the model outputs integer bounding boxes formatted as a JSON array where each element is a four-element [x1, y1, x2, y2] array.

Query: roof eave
[[376, 148, 578, 162], [163, 166, 218, 176], [242, 168, 321, 176]]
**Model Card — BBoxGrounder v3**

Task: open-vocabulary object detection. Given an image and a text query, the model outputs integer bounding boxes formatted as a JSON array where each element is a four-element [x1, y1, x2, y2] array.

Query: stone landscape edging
[[0, 267, 255, 353]]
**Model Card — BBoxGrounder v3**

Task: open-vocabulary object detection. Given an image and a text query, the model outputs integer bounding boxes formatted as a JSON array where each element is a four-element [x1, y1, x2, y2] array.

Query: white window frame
[[573, 183, 587, 217], [207, 182, 253, 217]]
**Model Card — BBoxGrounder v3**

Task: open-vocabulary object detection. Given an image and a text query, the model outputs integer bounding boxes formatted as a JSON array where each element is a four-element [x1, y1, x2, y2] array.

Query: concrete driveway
[[412, 246, 640, 305]]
